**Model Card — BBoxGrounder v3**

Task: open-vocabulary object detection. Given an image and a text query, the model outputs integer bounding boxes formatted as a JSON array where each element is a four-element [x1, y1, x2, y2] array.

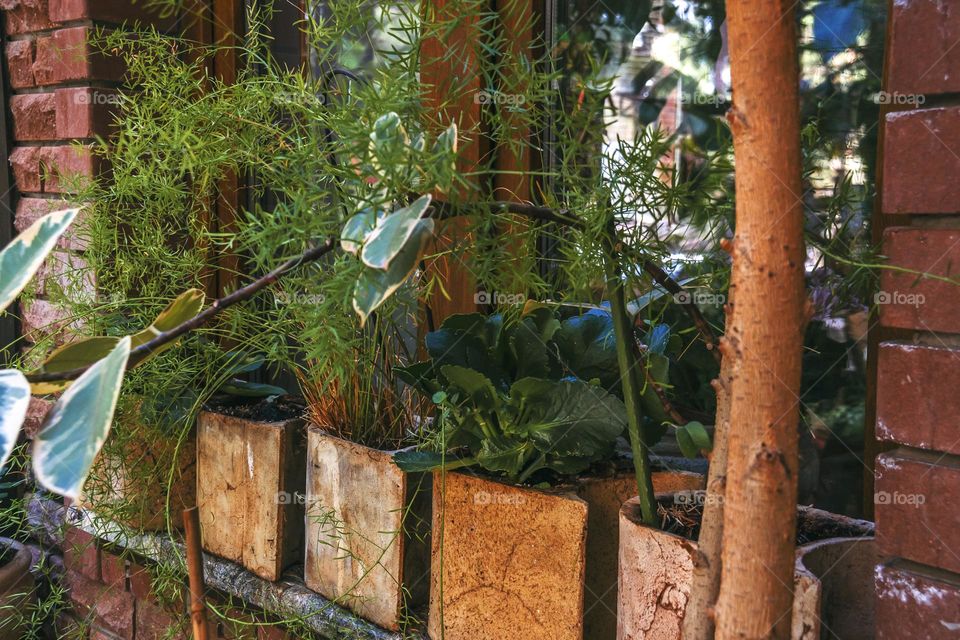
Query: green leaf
[[33, 336, 131, 499], [395, 361, 440, 396], [684, 421, 712, 452], [0, 208, 78, 314], [130, 289, 204, 364], [553, 313, 620, 390], [440, 365, 500, 411], [353, 219, 433, 326], [640, 352, 672, 425], [340, 208, 379, 255], [30, 336, 121, 395], [432, 122, 458, 155], [0, 369, 31, 472], [509, 379, 625, 459], [475, 439, 531, 477], [393, 450, 448, 473], [361, 195, 433, 271], [676, 426, 698, 459], [219, 379, 287, 398]]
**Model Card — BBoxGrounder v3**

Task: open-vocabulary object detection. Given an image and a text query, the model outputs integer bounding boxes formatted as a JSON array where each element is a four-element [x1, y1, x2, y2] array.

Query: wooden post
[[713, 2, 807, 639], [184, 506, 209, 640]]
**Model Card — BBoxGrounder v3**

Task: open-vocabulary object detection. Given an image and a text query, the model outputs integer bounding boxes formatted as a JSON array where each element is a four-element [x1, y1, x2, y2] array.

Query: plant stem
[[27, 238, 338, 384], [603, 220, 657, 526]]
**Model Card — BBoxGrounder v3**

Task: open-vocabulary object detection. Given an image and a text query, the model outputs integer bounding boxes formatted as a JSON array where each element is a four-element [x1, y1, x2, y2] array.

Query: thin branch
[[27, 238, 338, 384]]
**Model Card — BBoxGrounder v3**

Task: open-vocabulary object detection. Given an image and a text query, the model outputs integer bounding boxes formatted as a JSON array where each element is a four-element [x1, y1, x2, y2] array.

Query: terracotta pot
[[82, 417, 196, 531], [303, 429, 431, 631], [197, 409, 306, 582], [428, 467, 703, 640], [618, 494, 875, 640], [0, 538, 36, 640]]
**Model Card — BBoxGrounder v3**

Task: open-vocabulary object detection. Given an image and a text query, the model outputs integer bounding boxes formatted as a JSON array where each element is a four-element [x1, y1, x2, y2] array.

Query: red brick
[[91, 629, 122, 640], [877, 341, 960, 455], [21, 396, 52, 439], [883, 108, 960, 215], [35, 249, 93, 300], [65, 571, 134, 640], [11, 93, 56, 141], [49, 0, 165, 24], [55, 87, 120, 139], [40, 144, 101, 192], [257, 625, 294, 640], [63, 526, 101, 581], [127, 562, 153, 600], [6, 39, 37, 89], [136, 599, 188, 640], [20, 297, 74, 343], [878, 227, 960, 334], [875, 451, 960, 575], [15, 198, 85, 250], [101, 551, 127, 590], [34, 27, 124, 86], [1, 0, 55, 35], [10, 146, 42, 193], [876, 562, 960, 639], [887, 0, 960, 96]]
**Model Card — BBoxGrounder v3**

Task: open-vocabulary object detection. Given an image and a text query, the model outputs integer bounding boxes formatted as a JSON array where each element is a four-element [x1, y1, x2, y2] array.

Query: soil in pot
[[304, 428, 432, 632], [618, 493, 875, 640], [197, 396, 307, 582], [0, 538, 37, 640], [428, 463, 703, 640]]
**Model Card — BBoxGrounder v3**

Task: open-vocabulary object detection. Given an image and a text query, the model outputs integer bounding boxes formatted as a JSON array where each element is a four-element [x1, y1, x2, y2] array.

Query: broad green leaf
[[395, 361, 440, 396], [130, 289, 204, 364], [353, 219, 433, 326], [0, 369, 31, 472], [0, 208, 78, 314], [33, 336, 131, 498], [361, 195, 433, 271], [30, 336, 121, 395], [340, 209, 379, 255], [553, 313, 620, 390], [676, 426, 698, 459], [640, 352, 672, 425], [432, 122, 458, 155], [440, 365, 500, 412], [393, 450, 449, 473], [475, 439, 531, 477]]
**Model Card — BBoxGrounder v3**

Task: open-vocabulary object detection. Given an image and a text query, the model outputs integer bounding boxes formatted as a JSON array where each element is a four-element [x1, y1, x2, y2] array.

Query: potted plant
[[298, 304, 434, 631], [393, 306, 703, 640], [617, 493, 875, 640]]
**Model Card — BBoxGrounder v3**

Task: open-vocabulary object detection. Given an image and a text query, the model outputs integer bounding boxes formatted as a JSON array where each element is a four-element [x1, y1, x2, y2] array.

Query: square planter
[[427, 467, 703, 640], [197, 407, 307, 582], [83, 414, 196, 531], [304, 429, 432, 631], [617, 494, 875, 640]]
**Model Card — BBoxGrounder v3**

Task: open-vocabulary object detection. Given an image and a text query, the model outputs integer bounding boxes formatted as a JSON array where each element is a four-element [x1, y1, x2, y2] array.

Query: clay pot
[[428, 467, 703, 640], [197, 408, 306, 582], [303, 429, 431, 631], [0, 538, 36, 640], [618, 494, 875, 640]]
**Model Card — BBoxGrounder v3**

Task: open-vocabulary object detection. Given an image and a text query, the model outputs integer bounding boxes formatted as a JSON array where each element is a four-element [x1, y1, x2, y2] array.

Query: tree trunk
[[681, 321, 734, 640], [713, 2, 807, 639]]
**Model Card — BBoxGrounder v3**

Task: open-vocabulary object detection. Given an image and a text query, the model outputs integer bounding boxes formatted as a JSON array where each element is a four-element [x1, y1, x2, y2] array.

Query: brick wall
[[873, 0, 960, 636], [59, 526, 296, 639]]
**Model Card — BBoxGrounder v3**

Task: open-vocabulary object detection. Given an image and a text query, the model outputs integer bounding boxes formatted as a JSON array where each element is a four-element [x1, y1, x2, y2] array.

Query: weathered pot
[[0, 538, 36, 640], [618, 494, 875, 640], [82, 414, 196, 531], [792, 536, 877, 639], [304, 429, 431, 631], [428, 467, 703, 640], [197, 406, 306, 582]]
